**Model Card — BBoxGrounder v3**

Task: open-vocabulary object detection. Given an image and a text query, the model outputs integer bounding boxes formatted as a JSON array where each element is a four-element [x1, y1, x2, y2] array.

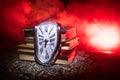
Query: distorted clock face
[[34, 22, 61, 64]]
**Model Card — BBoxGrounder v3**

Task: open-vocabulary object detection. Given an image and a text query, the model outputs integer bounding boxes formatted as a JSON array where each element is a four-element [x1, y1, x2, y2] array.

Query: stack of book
[[17, 28, 69, 64]]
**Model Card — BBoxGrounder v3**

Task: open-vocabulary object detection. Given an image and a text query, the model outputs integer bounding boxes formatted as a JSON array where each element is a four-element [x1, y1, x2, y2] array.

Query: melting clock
[[34, 22, 61, 66]]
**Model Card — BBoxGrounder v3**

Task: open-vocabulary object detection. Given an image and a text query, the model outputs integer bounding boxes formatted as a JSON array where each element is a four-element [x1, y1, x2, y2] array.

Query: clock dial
[[34, 22, 61, 65]]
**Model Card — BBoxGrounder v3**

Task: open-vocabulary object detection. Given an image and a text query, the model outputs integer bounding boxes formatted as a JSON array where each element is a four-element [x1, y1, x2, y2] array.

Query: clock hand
[[44, 39, 48, 48]]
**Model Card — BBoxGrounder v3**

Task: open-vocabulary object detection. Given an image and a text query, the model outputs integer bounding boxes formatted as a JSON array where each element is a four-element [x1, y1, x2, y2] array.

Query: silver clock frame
[[34, 21, 61, 66]]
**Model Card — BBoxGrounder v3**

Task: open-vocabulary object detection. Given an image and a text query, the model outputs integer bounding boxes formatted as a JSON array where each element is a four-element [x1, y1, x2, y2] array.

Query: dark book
[[17, 28, 70, 64], [24, 28, 34, 37], [19, 53, 69, 64], [17, 43, 69, 64]]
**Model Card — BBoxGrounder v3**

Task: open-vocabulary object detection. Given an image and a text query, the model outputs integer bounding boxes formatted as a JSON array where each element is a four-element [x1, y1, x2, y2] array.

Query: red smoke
[[53, 0, 120, 54], [77, 22, 120, 54], [57, 0, 120, 61], [0, 0, 120, 55], [0, 0, 63, 51]]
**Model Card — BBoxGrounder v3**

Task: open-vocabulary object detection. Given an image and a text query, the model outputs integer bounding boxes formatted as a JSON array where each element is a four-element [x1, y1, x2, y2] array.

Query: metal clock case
[[34, 22, 61, 66]]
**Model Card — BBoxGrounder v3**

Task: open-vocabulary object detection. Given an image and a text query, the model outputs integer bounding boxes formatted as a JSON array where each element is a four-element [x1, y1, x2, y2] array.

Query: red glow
[[85, 22, 120, 53], [0, 0, 62, 51], [89, 27, 119, 49], [1, 0, 120, 56]]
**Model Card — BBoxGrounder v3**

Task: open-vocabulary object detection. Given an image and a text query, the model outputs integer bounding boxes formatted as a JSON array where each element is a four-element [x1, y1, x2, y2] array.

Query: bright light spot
[[85, 23, 120, 51], [103, 51, 112, 54], [90, 27, 119, 49]]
